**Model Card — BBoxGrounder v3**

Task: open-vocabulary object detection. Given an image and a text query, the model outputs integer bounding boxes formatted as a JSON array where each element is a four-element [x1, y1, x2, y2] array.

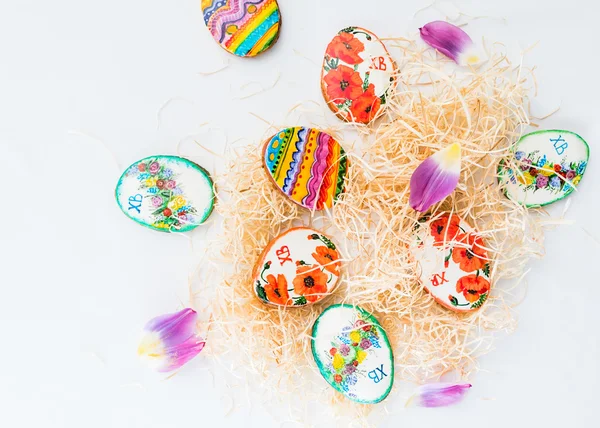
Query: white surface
[[1, 1, 598, 427]]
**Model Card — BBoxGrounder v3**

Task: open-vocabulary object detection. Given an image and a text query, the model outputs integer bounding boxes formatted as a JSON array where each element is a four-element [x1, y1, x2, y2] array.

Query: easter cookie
[[263, 127, 349, 211], [321, 27, 397, 124], [201, 0, 281, 57], [115, 156, 214, 233], [498, 130, 589, 207], [253, 227, 341, 306], [312, 304, 394, 404], [409, 214, 491, 312]]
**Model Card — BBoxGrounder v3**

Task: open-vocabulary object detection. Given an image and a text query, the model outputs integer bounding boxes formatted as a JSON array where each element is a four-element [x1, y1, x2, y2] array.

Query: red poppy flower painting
[[323, 65, 364, 103], [451, 233, 488, 272], [348, 84, 382, 124], [429, 214, 461, 246], [326, 31, 365, 65], [456, 274, 490, 303]]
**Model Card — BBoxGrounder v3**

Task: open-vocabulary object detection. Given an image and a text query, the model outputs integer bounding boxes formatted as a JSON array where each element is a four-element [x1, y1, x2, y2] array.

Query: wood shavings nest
[[196, 39, 551, 423]]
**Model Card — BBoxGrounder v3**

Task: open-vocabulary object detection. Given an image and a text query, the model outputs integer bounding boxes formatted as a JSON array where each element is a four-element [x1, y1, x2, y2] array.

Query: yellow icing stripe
[[247, 22, 279, 56], [227, 1, 278, 52], [272, 131, 293, 181], [275, 129, 302, 189]]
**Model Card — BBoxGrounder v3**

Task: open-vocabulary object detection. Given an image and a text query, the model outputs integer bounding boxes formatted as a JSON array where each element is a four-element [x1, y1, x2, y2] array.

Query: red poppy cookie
[[321, 27, 397, 124], [409, 214, 492, 312], [253, 227, 342, 307]]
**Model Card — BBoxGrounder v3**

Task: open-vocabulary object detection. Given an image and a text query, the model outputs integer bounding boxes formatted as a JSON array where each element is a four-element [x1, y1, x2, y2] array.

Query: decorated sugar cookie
[[115, 156, 214, 233], [263, 127, 349, 211], [410, 214, 491, 312], [321, 27, 397, 124], [498, 130, 590, 207], [253, 227, 341, 306], [312, 304, 394, 404], [201, 0, 281, 57]]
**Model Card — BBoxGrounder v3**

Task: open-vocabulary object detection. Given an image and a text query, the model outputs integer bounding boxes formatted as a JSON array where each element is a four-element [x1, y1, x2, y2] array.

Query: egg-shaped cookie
[[321, 27, 397, 124], [263, 127, 348, 211], [253, 227, 342, 306], [498, 130, 590, 207], [115, 156, 214, 233], [201, 0, 281, 57], [312, 304, 394, 404], [409, 214, 491, 312]]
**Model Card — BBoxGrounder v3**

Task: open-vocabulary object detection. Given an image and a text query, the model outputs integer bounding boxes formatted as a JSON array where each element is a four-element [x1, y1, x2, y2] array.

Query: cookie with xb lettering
[[409, 214, 492, 312], [115, 156, 215, 233], [498, 130, 590, 207], [252, 227, 342, 307], [311, 304, 394, 404], [321, 27, 397, 124]]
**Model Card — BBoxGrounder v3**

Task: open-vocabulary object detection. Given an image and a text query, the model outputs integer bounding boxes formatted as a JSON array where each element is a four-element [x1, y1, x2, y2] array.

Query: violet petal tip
[[419, 21, 480, 66], [138, 308, 205, 373], [409, 144, 461, 213]]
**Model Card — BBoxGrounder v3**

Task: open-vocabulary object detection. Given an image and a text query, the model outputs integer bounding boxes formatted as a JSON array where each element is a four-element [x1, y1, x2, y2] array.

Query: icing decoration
[[410, 143, 461, 212], [253, 227, 341, 306], [201, 0, 281, 57], [321, 27, 397, 124], [262, 127, 348, 210], [410, 214, 491, 312], [115, 155, 214, 233], [137, 308, 206, 373], [498, 130, 590, 207], [419, 21, 481, 66], [407, 383, 472, 408], [311, 304, 394, 404]]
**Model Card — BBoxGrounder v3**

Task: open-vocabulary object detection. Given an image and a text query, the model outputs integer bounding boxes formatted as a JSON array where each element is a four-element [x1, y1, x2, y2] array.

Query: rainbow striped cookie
[[201, 0, 281, 57], [263, 127, 349, 211]]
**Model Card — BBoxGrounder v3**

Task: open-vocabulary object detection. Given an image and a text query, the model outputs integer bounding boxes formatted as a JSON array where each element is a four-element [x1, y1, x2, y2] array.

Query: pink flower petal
[[145, 308, 198, 348], [410, 144, 461, 212], [138, 308, 205, 373], [160, 337, 206, 373], [409, 382, 472, 407], [420, 21, 479, 65]]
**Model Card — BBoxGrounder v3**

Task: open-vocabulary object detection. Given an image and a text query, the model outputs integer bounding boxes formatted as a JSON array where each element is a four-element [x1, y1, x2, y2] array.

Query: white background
[[1, 0, 598, 427]]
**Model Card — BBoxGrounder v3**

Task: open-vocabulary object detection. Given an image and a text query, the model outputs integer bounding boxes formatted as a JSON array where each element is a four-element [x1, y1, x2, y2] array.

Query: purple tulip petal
[[161, 337, 206, 373], [144, 308, 198, 348], [420, 21, 480, 66], [410, 144, 461, 212], [138, 308, 205, 373], [410, 383, 472, 408]]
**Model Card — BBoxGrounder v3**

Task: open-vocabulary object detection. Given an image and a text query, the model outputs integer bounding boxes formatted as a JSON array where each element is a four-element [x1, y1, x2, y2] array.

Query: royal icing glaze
[[498, 130, 590, 207], [312, 304, 394, 404], [115, 156, 214, 233], [321, 27, 397, 124], [201, 0, 281, 57], [253, 227, 341, 306], [263, 127, 348, 211], [410, 214, 491, 312]]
